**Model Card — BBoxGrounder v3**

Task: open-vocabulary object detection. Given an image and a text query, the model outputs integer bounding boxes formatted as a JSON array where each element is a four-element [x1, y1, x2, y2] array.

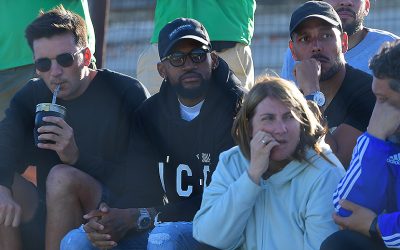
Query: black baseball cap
[[290, 1, 342, 35], [158, 18, 211, 59]]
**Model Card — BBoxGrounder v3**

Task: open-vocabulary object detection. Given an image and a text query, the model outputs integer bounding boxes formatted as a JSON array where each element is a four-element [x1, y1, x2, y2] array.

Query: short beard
[[320, 59, 344, 81], [171, 77, 210, 100], [343, 15, 365, 36]]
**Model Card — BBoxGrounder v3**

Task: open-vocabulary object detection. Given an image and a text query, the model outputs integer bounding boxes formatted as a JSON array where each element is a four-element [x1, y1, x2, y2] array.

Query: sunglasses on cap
[[161, 47, 210, 67], [34, 48, 85, 72]]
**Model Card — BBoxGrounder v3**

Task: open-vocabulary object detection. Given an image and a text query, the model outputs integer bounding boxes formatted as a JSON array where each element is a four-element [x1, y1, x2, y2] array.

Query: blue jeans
[[147, 222, 203, 250], [61, 222, 209, 250], [60, 225, 149, 250]]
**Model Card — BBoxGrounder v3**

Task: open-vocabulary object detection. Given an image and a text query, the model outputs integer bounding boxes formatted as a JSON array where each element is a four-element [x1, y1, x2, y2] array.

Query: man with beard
[[282, 0, 399, 82], [288, 1, 375, 167], [136, 0, 256, 94], [321, 40, 400, 250], [61, 18, 244, 250]]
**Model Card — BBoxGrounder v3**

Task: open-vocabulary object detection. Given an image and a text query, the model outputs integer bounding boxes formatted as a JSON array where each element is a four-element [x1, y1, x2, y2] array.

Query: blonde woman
[[193, 76, 345, 250]]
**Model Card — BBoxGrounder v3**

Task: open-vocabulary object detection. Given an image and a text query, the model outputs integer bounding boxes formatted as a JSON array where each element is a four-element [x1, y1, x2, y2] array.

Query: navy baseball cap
[[290, 1, 342, 35], [158, 18, 211, 59]]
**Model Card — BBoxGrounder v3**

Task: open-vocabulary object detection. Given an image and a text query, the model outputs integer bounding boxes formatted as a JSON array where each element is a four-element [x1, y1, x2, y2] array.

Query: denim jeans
[[61, 222, 212, 250], [147, 222, 204, 250], [60, 225, 149, 250]]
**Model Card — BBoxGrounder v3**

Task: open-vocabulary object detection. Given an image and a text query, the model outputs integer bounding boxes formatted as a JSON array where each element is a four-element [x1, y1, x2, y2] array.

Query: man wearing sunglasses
[[0, 0, 96, 121], [63, 18, 244, 250], [0, 6, 149, 250], [136, 0, 256, 95]]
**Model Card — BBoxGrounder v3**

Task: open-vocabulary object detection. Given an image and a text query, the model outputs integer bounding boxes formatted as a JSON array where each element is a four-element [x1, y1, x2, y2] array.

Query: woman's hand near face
[[248, 130, 279, 184]]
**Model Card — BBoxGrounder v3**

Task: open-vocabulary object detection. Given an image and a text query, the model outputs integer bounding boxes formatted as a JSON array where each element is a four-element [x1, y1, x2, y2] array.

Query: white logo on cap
[[169, 24, 194, 39]]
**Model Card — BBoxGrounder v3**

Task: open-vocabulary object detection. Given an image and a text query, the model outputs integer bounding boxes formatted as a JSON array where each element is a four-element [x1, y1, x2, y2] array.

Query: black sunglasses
[[161, 48, 210, 67], [34, 48, 85, 72]]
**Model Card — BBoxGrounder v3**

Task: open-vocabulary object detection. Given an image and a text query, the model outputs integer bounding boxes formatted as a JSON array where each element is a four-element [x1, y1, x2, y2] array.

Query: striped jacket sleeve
[[333, 132, 400, 248]]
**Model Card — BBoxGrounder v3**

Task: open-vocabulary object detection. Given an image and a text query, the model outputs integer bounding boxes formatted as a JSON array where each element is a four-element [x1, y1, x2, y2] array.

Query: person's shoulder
[[341, 65, 372, 96], [366, 28, 400, 41], [24, 77, 44, 86], [9, 78, 47, 113], [304, 146, 345, 177], [221, 145, 241, 156], [135, 92, 160, 113], [16, 77, 46, 96], [212, 146, 249, 178], [216, 58, 246, 103], [96, 69, 150, 96], [219, 146, 247, 166], [345, 64, 372, 85], [342, 65, 375, 108], [97, 69, 139, 84]]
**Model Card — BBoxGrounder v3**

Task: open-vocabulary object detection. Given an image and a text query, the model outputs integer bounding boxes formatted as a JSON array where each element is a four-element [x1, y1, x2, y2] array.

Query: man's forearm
[[334, 133, 392, 216]]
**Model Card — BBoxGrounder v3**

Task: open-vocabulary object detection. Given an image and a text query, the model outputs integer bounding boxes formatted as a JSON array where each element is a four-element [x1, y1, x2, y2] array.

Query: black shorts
[[20, 191, 46, 250], [98, 182, 111, 208]]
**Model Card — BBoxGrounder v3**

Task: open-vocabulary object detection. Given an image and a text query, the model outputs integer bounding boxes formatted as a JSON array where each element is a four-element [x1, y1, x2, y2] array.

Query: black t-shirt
[[0, 69, 148, 194], [117, 58, 245, 221], [324, 64, 375, 133]]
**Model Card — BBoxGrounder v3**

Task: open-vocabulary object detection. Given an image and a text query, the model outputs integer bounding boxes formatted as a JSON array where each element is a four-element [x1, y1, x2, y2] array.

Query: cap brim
[[161, 35, 210, 58], [290, 14, 340, 34]]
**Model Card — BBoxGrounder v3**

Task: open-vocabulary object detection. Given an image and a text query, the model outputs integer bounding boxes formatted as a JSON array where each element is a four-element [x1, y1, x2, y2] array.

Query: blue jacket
[[334, 132, 400, 248]]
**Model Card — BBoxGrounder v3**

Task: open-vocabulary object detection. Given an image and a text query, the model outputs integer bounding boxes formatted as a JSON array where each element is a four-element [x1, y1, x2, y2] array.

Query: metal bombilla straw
[[52, 85, 61, 104]]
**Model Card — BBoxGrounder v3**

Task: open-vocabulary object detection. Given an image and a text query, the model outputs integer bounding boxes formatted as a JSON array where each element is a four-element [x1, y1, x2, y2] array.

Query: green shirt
[[150, 0, 256, 45], [0, 0, 95, 70]]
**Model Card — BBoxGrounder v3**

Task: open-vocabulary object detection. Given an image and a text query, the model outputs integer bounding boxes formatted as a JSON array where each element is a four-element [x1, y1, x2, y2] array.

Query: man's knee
[[46, 164, 102, 212], [47, 164, 77, 190], [148, 222, 197, 249], [46, 164, 95, 195]]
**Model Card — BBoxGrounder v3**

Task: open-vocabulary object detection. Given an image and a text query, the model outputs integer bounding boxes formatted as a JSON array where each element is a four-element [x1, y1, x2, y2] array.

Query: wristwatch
[[369, 216, 381, 240], [305, 91, 326, 107], [137, 208, 151, 231]]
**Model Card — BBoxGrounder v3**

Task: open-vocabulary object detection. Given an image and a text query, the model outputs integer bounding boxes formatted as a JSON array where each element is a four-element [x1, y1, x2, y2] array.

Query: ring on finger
[[261, 139, 267, 145]]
